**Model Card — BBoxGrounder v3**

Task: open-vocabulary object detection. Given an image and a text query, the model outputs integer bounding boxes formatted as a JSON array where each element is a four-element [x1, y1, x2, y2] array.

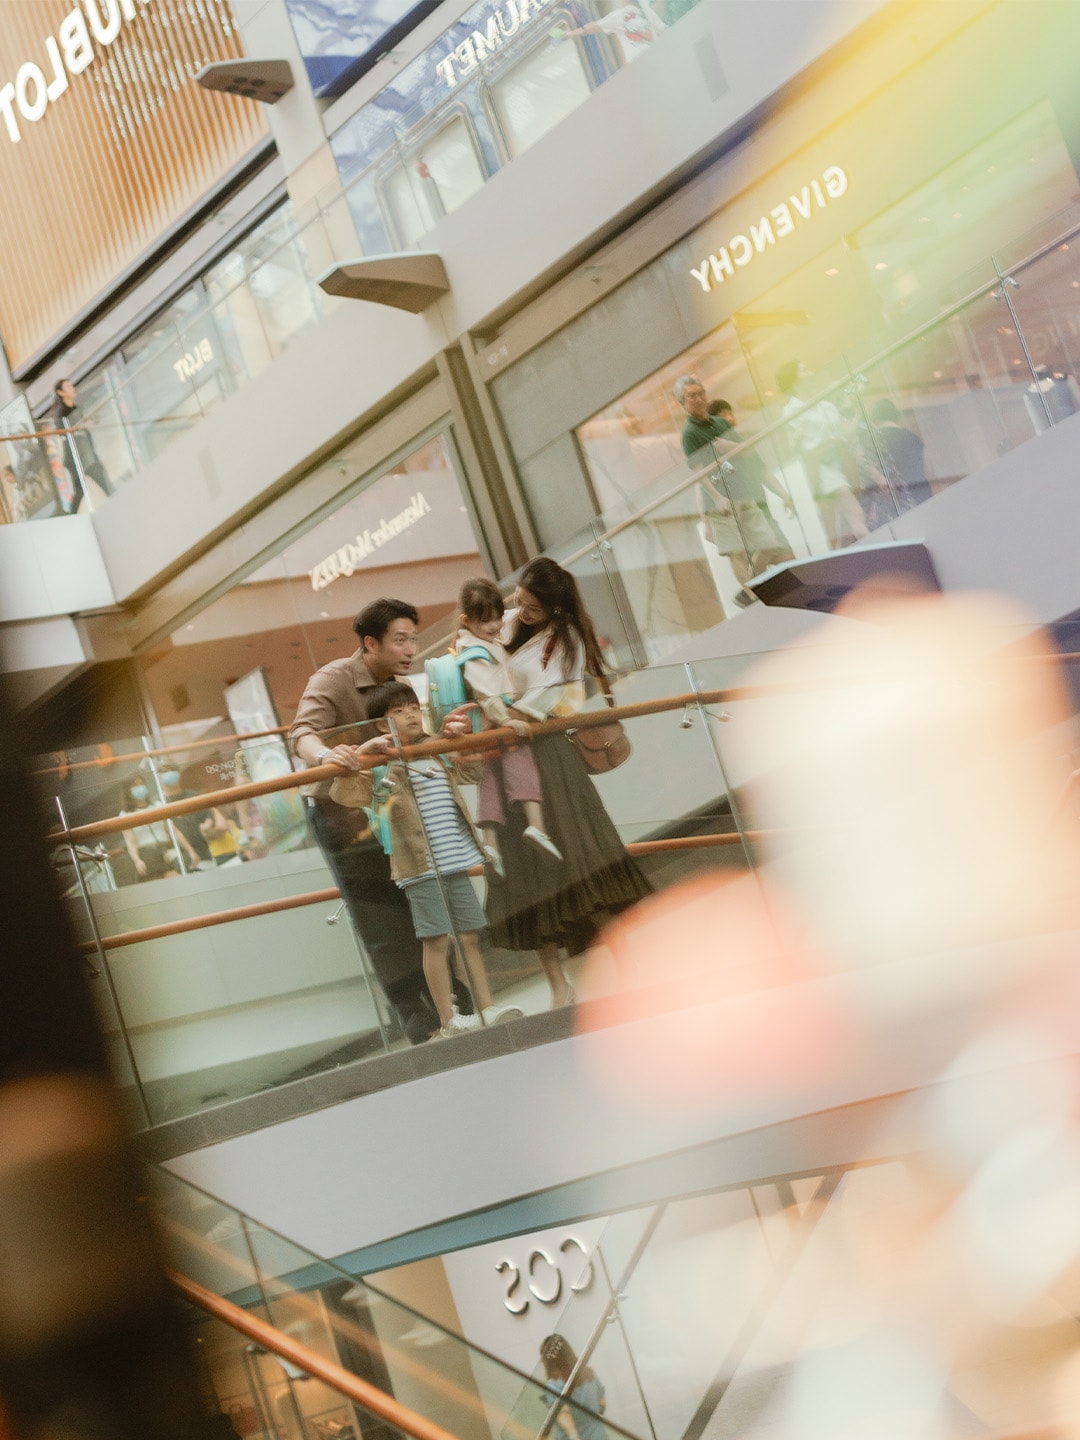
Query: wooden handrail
[[48, 647, 1080, 848], [73, 834, 769, 954], [32, 649, 1080, 782], [47, 687, 745, 845], [30, 725, 291, 778], [168, 1270, 463, 1440]]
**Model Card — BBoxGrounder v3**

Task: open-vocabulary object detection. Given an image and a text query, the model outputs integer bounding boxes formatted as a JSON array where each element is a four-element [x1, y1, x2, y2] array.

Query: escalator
[[166, 1152, 1079, 1440], [155, 1166, 628, 1440]]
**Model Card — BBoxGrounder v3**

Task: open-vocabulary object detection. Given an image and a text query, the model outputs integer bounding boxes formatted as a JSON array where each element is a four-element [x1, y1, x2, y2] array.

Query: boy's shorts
[[401, 871, 486, 938]]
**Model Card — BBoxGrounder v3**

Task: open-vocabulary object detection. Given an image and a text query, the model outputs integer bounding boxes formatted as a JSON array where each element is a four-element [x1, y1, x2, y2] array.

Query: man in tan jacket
[[290, 597, 471, 1043]]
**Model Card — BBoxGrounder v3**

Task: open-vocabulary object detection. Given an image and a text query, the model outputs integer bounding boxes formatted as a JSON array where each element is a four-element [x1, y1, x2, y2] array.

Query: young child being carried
[[330, 681, 522, 1040], [456, 577, 562, 877]]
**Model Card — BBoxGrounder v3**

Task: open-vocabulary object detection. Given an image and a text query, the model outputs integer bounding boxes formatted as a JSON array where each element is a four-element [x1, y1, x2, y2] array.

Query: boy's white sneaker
[[437, 1008, 480, 1038], [523, 826, 562, 860]]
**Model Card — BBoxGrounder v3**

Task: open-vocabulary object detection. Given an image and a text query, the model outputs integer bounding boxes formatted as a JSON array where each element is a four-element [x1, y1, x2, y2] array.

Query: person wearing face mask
[[119, 778, 200, 881], [158, 765, 228, 867]]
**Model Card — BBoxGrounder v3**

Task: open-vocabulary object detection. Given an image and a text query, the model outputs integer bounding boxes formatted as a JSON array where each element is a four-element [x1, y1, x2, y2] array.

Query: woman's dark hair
[[366, 681, 421, 721], [460, 576, 504, 624], [870, 397, 900, 424], [540, 1334, 594, 1389], [353, 598, 419, 645], [506, 558, 606, 679]]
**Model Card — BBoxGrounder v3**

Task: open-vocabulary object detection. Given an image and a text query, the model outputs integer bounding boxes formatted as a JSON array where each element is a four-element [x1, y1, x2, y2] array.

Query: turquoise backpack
[[424, 646, 490, 732]]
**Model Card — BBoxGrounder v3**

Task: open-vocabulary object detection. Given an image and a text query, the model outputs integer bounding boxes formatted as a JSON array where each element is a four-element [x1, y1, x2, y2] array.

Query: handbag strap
[[594, 670, 616, 710]]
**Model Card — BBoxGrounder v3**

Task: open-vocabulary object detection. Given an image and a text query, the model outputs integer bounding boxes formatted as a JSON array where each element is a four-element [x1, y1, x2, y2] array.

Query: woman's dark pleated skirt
[[485, 731, 652, 955]]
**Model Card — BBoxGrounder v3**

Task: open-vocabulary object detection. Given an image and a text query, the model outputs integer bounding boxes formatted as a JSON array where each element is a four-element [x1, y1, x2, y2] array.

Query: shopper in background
[[540, 1335, 607, 1440], [676, 376, 794, 605], [553, 1, 667, 61], [488, 557, 652, 1006], [119, 778, 200, 880], [870, 397, 934, 513], [50, 378, 114, 512], [776, 361, 868, 549], [158, 765, 229, 867]]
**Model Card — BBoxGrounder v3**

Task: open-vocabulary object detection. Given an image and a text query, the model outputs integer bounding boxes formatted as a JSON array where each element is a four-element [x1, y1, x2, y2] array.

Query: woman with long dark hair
[[539, 1334, 607, 1440], [486, 557, 651, 1004]]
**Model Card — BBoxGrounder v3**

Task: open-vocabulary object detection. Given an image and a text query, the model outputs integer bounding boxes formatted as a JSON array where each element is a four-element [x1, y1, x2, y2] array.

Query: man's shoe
[[481, 1004, 524, 1025], [523, 826, 562, 860]]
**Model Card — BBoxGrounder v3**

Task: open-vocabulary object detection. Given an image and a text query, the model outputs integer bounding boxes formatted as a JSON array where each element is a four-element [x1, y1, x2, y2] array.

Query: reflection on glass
[[492, 37, 592, 156], [383, 115, 488, 247]]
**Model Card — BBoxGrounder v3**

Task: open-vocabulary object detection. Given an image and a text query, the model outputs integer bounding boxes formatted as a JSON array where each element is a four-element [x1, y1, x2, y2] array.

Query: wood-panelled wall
[[0, 0, 268, 373]]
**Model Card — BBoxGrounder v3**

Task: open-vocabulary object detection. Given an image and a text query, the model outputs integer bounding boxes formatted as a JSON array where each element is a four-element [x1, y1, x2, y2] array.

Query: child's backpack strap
[[424, 646, 490, 731], [365, 763, 393, 854]]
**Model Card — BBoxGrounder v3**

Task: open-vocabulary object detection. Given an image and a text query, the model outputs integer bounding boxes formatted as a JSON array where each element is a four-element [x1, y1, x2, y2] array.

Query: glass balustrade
[[37, 655, 761, 1127], [153, 1166, 646, 1440], [1, 185, 1078, 528], [160, 1146, 1077, 1440]]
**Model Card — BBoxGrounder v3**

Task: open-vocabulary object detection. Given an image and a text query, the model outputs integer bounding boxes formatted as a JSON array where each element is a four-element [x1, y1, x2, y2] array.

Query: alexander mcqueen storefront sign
[[435, 0, 554, 88], [690, 165, 850, 292], [309, 492, 432, 591], [0, 0, 148, 143]]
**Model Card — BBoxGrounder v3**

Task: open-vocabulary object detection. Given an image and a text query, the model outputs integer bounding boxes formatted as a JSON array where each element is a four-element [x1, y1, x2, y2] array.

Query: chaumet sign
[[435, 0, 554, 89], [0, 0, 149, 144], [690, 166, 850, 292]]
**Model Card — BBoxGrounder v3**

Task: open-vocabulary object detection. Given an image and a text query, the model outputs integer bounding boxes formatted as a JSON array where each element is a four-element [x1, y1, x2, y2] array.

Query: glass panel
[[995, 237, 1080, 434], [492, 38, 593, 158], [79, 854, 394, 1124], [850, 100, 1080, 336], [855, 285, 1038, 505], [153, 1168, 641, 1440], [332, 0, 703, 257], [383, 115, 488, 247], [0, 395, 63, 520]]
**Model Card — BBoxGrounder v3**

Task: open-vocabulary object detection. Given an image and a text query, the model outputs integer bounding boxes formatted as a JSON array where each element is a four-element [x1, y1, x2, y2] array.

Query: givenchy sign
[[690, 166, 850, 292]]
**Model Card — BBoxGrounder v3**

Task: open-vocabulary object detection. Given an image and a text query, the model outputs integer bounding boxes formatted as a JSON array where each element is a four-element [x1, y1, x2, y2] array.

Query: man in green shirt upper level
[[675, 375, 795, 599]]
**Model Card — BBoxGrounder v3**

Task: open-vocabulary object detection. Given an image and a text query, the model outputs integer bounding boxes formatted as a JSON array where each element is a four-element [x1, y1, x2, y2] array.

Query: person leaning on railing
[[675, 376, 794, 609], [485, 558, 652, 1007], [51, 378, 115, 512], [290, 598, 475, 1045]]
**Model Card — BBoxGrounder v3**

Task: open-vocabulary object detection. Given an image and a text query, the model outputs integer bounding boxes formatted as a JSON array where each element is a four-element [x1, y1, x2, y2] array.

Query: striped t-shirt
[[397, 762, 483, 887]]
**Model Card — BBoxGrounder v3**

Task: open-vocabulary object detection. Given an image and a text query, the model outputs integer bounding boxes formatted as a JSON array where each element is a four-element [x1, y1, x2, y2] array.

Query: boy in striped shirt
[[332, 682, 521, 1039]]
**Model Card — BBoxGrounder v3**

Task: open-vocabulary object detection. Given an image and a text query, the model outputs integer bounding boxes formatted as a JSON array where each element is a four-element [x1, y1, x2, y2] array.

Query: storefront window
[[331, 0, 705, 254], [381, 114, 488, 247], [575, 323, 760, 515], [491, 37, 592, 157], [853, 101, 1080, 328], [140, 432, 483, 738]]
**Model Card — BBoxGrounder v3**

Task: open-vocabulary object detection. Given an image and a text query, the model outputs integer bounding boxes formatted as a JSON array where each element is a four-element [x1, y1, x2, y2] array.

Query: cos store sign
[[0, 0, 148, 143], [496, 1236, 594, 1316]]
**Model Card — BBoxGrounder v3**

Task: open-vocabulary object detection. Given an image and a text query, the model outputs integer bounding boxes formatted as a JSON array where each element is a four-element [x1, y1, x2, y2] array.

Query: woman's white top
[[120, 810, 171, 848], [500, 608, 586, 720]]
